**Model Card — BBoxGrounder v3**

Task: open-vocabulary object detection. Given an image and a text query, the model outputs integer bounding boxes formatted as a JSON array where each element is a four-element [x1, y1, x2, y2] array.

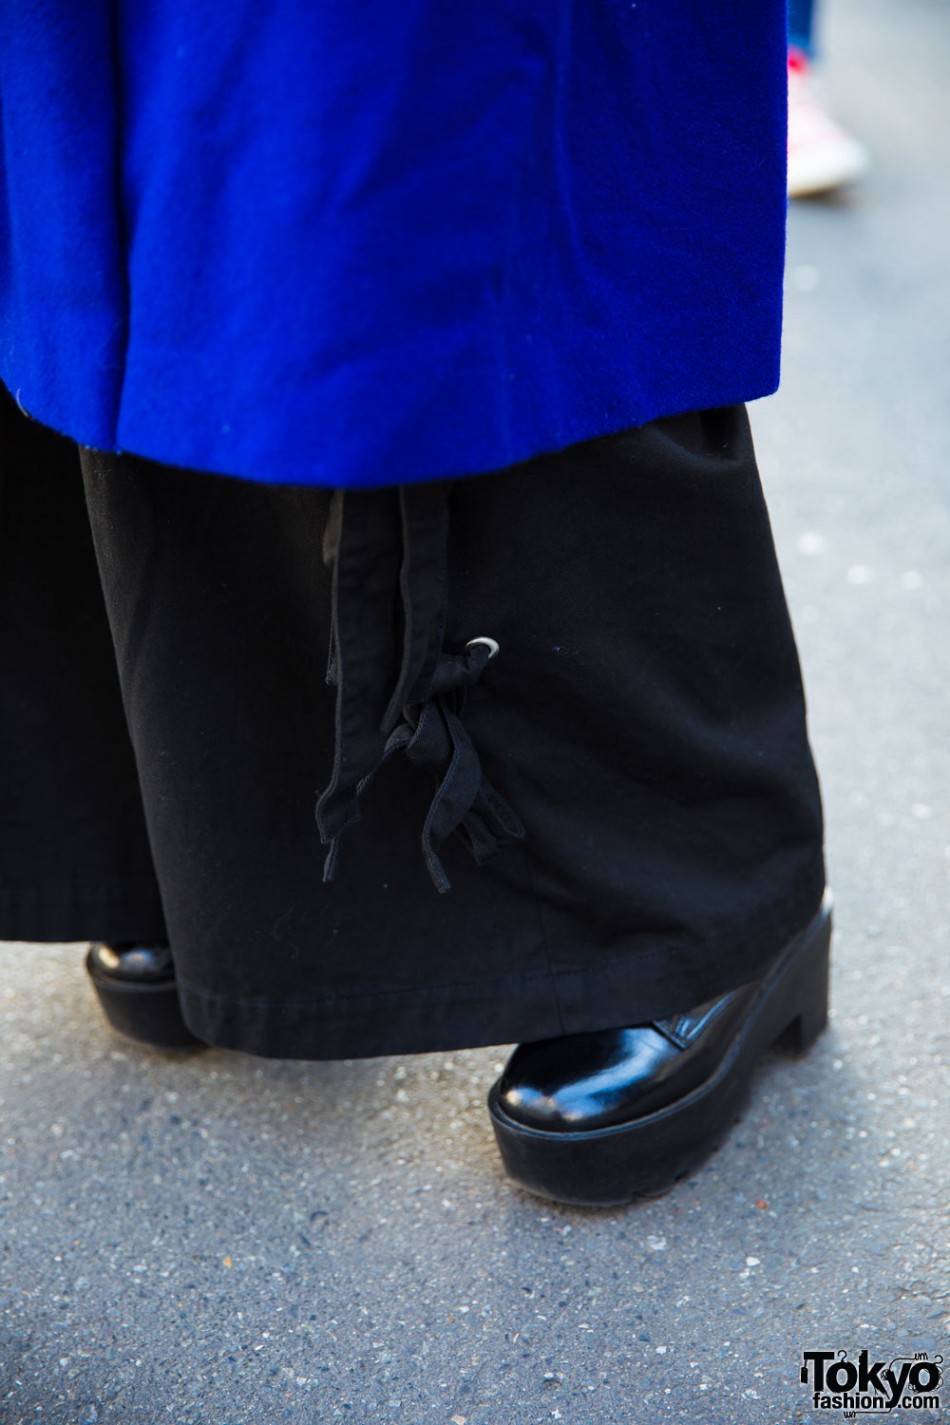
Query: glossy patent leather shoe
[[488, 893, 832, 1206], [85, 942, 201, 1049]]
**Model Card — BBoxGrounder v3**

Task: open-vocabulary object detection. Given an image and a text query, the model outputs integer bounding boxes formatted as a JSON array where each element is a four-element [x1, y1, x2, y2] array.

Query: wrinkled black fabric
[[0, 389, 165, 941], [315, 481, 524, 892], [0, 396, 825, 1058]]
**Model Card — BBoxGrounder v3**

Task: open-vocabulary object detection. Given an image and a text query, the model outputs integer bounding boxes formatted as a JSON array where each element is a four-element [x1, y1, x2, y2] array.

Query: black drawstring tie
[[315, 481, 525, 893]]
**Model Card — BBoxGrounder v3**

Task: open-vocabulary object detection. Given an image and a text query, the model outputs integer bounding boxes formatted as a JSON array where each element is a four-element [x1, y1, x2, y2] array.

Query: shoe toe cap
[[497, 1027, 680, 1133]]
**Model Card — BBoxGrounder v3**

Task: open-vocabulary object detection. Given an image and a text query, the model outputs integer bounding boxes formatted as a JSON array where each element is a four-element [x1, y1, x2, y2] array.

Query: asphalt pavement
[[2, 1, 948, 1420]]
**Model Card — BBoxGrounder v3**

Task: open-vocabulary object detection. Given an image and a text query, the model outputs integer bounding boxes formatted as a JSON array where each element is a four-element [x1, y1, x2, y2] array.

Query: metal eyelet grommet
[[465, 636, 500, 660]]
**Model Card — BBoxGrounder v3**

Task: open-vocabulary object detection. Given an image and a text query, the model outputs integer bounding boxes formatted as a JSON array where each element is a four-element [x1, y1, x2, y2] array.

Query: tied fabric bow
[[315, 480, 525, 893]]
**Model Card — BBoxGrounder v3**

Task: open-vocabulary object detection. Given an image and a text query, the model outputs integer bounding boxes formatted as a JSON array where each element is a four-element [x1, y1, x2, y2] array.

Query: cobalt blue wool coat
[[0, 3, 788, 490]]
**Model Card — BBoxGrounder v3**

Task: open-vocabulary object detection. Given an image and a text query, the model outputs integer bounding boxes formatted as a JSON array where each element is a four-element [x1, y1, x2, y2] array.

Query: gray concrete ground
[[2, 1, 948, 1421]]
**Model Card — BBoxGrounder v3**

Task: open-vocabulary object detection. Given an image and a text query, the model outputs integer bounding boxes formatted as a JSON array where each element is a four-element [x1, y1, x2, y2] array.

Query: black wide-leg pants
[[0, 391, 825, 1058]]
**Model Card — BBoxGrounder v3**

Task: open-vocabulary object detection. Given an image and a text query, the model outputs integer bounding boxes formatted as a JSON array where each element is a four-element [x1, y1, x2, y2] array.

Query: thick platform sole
[[85, 947, 202, 1050], [487, 895, 832, 1207]]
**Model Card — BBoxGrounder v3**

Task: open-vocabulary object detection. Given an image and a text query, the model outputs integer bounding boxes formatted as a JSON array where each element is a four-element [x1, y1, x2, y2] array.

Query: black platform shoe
[[488, 894, 832, 1207], [85, 942, 201, 1049]]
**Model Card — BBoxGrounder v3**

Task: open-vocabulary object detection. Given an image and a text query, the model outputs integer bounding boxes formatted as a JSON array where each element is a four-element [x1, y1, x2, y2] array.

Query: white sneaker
[[787, 47, 869, 198]]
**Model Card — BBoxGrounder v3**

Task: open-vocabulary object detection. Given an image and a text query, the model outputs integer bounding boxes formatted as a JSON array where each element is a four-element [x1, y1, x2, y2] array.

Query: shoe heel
[[772, 909, 831, 1056]]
